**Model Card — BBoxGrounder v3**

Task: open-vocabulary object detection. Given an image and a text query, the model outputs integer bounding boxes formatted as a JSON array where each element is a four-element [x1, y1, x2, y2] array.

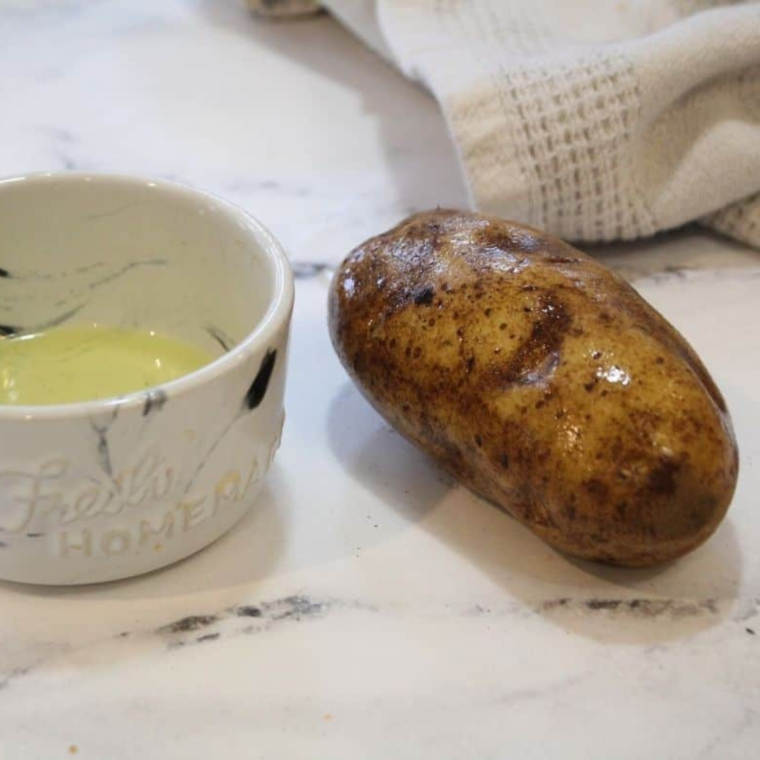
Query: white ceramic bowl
[[0, 172, 294, 584]]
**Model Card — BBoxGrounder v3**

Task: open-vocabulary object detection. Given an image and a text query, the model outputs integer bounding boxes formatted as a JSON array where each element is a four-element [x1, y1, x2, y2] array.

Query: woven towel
[[259, 0, 760, 247]]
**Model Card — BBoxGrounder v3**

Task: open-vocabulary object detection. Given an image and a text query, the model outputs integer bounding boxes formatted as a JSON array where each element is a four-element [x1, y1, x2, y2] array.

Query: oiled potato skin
[[329, 210, 739, 566]]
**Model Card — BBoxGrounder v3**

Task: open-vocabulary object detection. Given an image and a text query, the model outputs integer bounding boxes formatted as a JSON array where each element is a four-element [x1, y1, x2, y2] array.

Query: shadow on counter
[[327, 380, 746, 645]]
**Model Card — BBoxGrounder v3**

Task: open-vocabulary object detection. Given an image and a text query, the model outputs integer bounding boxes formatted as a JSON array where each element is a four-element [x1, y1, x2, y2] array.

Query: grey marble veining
[[0, 1, 758, 758]]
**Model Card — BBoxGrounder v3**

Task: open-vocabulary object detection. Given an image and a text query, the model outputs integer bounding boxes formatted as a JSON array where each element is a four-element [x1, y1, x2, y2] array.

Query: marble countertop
[[1, 2, 759, 758]]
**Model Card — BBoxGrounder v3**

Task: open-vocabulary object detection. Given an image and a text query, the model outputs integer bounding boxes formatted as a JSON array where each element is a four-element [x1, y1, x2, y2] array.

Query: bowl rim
[[0, 171, 295, 420]]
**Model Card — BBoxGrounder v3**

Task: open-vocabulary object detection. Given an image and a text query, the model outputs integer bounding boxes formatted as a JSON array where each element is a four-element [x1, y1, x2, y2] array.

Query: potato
[[328, 210, 739, 567]]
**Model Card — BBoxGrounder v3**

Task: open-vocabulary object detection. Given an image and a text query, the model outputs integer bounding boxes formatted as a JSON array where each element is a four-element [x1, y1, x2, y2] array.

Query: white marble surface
[[1, 2, 760, 758]]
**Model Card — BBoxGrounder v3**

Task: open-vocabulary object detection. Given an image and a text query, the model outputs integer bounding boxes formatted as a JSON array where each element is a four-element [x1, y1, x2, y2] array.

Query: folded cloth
[[259, 0, 760, 247]]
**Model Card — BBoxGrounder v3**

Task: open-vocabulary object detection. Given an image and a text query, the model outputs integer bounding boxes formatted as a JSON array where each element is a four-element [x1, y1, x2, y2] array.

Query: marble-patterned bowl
[[0, 172, 294, 584]]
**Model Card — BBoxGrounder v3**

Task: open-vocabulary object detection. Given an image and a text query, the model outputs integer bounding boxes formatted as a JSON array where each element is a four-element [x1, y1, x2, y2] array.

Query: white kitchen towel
[[301, 0, 760, 247]]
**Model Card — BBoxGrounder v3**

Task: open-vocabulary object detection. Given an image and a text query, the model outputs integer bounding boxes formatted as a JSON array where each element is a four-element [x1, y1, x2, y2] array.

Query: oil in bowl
[[0, 324, 213, 405]]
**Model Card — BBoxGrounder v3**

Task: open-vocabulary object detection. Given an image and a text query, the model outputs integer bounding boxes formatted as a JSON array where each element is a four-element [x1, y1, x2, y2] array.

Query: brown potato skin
[[328, 210, 739, 567]]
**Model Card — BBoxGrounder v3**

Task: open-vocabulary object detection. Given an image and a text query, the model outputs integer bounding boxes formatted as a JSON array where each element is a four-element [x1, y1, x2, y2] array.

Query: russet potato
[[329, 210, 739, 567]]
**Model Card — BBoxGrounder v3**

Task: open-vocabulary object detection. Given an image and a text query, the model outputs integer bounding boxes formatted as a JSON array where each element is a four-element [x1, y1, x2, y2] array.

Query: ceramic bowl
[[0, 172, 294, 584]]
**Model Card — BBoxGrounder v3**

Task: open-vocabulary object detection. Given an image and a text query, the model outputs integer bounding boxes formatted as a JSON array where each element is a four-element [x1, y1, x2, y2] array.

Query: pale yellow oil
[[0, 324, 213, 405]]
